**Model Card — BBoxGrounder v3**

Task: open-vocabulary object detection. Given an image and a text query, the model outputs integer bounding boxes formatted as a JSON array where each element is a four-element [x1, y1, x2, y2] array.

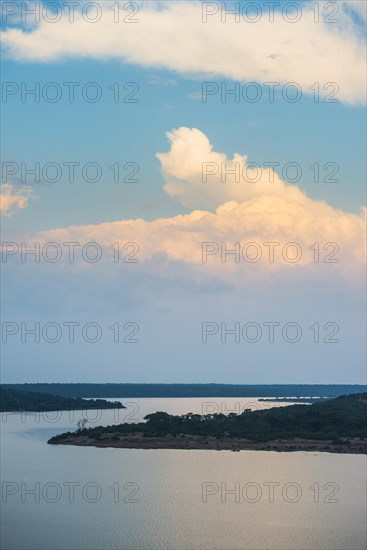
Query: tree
[[76, 418, 88, 432]]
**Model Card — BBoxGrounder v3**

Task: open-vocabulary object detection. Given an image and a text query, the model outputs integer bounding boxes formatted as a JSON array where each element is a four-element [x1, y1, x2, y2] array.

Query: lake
[[1, 398, 366, 550]]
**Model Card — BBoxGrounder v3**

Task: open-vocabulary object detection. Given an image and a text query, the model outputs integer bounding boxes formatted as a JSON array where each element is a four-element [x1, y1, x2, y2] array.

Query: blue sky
[[1, 1, 366, 383], [2, 58, 366, 231]]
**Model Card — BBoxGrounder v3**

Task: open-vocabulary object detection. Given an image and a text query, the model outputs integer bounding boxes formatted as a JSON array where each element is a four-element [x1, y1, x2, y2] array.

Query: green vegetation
[[258, 397, 331, 403], [0, 388, 124, 412], [3, 383, 366, 398], [48, 393, 367, 444]]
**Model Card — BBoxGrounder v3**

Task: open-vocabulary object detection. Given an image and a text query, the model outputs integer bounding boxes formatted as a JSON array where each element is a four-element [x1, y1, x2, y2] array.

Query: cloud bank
[[33, 128, 365, 278], [2, 126, 365, 382], [2, 0, 366, 104]]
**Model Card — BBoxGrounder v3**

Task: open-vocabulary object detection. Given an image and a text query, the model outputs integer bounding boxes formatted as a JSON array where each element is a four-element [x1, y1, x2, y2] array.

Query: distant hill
[[0, 388, 124, 412], [2, 383, 366, 398]]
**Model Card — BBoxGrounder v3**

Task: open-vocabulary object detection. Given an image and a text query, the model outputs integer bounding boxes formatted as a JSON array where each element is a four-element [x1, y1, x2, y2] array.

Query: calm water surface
[[1, 398, 366, 550]]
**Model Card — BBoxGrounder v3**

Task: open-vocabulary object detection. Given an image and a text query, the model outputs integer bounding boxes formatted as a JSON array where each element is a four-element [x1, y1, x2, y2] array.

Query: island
[[0, 388, 124, 412], [48, 392, 367, 454]]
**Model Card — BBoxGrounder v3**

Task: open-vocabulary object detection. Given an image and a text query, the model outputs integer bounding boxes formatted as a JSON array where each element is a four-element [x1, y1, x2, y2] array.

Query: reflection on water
[[1, 398, 366, 550]]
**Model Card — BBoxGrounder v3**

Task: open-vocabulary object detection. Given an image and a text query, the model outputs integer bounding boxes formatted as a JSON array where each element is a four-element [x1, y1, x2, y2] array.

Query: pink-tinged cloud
[[33, 128, 365, 279], [0, 184, 33, 217]]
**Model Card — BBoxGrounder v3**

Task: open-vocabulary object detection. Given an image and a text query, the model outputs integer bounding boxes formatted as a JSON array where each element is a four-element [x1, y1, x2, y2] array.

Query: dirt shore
[[48, 432, 367, 454]]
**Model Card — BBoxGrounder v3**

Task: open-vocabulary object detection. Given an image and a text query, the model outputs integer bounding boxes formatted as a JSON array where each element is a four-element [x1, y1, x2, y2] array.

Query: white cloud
[[0, 184, 33, 217], [157, 127, 306, 209], [2, 1, 366, 104], [35, 128, 365, 278]]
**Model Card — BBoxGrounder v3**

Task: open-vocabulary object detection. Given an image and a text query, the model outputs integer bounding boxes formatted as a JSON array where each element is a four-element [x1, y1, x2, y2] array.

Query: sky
[[0, 0, 366, 384]]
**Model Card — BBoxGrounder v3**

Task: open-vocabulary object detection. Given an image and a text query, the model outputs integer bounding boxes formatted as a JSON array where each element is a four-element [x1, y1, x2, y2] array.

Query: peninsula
[[0, 388, 124, 412], [48, 393, 367, 454]]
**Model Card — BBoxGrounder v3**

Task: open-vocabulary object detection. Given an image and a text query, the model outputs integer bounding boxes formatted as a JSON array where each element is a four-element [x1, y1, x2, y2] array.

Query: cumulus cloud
[[0, 184, 33, 216], [1, 0, 366, 104], [32, 128, 365, 278], [157, 127, 306, 209]]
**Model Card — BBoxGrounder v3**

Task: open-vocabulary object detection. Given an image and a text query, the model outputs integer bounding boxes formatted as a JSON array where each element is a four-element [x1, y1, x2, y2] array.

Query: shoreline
[[48, 433, 367, 454]]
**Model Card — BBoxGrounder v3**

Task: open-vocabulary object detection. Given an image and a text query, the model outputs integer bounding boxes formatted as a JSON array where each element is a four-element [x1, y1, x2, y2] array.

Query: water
[[1, 398, 366, 550]]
